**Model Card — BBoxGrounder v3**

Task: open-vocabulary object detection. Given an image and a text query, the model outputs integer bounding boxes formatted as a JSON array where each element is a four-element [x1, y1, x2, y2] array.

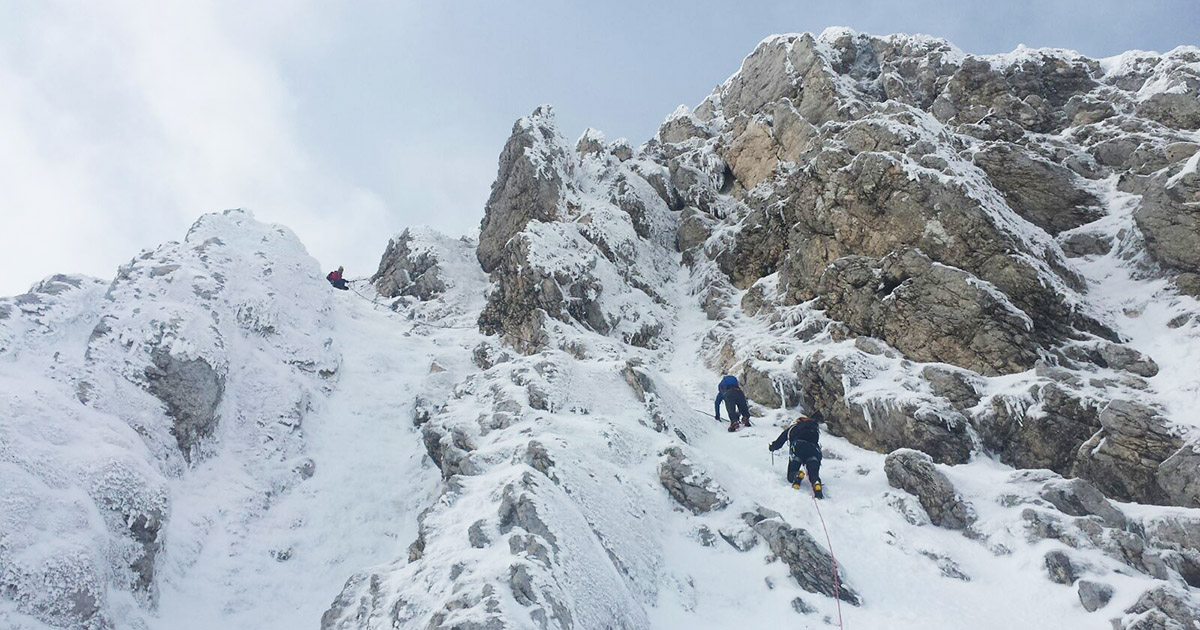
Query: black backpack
[[787, 419, 821, 460]]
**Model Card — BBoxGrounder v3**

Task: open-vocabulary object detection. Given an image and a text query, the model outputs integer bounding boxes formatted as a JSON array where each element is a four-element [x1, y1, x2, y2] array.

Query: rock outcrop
[[658, 447, 730, 514], [743, 508, 862, 605], [884, 449, 976, 530], [373, 227, 449, 300], [477, 106, 569, 274], [1072, 400, 1186, 505]]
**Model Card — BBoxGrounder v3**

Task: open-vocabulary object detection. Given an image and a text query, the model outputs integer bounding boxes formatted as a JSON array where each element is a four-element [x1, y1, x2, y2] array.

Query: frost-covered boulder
[[742, 507, 861, 605], [884, 449, 976, 530], [1117, 585, 1200, 630], [1037, 477, 1127, 529], [658, 447, 730, 514], [1077, 580, 1114, 612]]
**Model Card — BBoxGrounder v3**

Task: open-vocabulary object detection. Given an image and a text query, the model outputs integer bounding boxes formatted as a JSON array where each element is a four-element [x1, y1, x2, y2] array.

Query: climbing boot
[[796, 470, 805, 481], [727, 421, 738, 433], [812, 482, 824, 499], [792, 482, 802, 490], [741, 418, 752, 428]]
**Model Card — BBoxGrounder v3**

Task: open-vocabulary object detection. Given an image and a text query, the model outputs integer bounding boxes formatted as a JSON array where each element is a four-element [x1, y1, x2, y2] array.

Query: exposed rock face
[[1135, 161, 1200, 296], [742, 508, 861, 605], [658, 447, 730, 514], [476, 107, 677, 354], [372, 228, 448, 300], [816, 249, 1041, 375], [1072, 400, 1185, 505], [797, 352, 973, 465], [884, 449, 976, 530], [1143, 514, 1200, 589], [972, 142, 1102, 235], [1158, 442, 1200, 508], [477, 106, 568, 274], [144, 347, 225, 461], [1118, 585, 1200, 630], [978, 382, 1101, 475], [1077, 580, 1113, 612]]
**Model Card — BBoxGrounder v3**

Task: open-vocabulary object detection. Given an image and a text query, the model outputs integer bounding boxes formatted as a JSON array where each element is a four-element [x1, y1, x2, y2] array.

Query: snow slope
[[5, 28, 1200, 630]]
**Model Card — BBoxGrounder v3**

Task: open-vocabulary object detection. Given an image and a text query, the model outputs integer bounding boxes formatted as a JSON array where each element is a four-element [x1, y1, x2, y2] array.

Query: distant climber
[[714, 375, 751, 432], [326, 266, 349, 290], [769, 415, 824, 498]]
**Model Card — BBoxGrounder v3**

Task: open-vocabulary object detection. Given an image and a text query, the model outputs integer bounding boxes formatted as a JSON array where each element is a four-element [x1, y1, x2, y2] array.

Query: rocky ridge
[[331, 29, 1200, 630], [2, 28, 1199, 630]]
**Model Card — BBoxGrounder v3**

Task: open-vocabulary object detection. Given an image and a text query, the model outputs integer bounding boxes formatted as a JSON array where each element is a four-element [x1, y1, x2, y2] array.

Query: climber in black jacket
[[769, 415, 824, 498]]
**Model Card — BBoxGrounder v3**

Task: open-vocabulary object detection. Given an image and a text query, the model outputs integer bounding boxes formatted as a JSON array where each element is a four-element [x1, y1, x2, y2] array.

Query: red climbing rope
[[810, 485, 845, 629]]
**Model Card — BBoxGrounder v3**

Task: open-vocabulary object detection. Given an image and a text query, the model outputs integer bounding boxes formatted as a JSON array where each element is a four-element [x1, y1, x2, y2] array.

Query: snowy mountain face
[[3, 29, 1200, 630]]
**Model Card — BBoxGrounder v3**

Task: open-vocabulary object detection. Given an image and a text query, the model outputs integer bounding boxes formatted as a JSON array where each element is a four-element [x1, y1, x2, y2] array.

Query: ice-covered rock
[[884, 449, 976, 530], [658, 447, 730, 514]]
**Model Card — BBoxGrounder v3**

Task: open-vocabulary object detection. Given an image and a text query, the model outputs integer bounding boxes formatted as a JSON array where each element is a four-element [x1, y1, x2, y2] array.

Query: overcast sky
[[2, 0, 1197, 296]]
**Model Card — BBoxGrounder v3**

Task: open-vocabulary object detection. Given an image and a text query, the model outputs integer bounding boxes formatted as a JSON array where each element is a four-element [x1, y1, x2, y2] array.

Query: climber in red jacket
[[326, 266, 349, 290]]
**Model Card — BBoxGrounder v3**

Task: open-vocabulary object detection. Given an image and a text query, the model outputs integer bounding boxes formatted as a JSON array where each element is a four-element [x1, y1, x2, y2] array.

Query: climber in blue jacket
[[714, 375, 751, 432]]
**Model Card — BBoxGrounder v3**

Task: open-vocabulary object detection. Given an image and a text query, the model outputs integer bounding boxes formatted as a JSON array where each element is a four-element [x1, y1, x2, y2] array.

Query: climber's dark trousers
[[787, 457, 821, 485], [724, 390, 750, 424]]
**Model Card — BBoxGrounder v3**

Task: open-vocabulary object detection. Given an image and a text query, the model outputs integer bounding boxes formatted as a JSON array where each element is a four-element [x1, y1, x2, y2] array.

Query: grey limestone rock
[[658, 447, 730, 515], [741, 359, 800, 409], [1060, 232, 1114, 258], [497, 475, 558, 552], [1044, 549, 1077, 584], [371, 229, 446, 300], [1135, 165, 1200, 291], [1157, 442, 1200, 508], [676, 207, 712, 253], [972, 142, 1103, 235], [1077, 580, 1114, 612], [143, 347, 224, 462], [1038, 477, 1127, 529], [815, 249, 1041, 376], [921, 365, 983, 410], [1097, 342, 1160, 378], [742, 507, 862, 605], [477, 106, 569, 274], [884, 449, 976, 530], [1117, 585, 1200, 630], [796, 351, 973, 465], [978, 383, 1101, 475], [1072, 400, 1184, 505], [468, 520, 491, 548]]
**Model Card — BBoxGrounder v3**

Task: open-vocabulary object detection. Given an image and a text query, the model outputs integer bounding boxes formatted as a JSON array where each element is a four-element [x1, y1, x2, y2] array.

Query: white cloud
[[0, 0, 391, 295]]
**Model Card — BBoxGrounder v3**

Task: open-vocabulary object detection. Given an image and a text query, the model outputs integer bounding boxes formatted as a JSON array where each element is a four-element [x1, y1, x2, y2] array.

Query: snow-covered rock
[[6, 28, 1200, 630]]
